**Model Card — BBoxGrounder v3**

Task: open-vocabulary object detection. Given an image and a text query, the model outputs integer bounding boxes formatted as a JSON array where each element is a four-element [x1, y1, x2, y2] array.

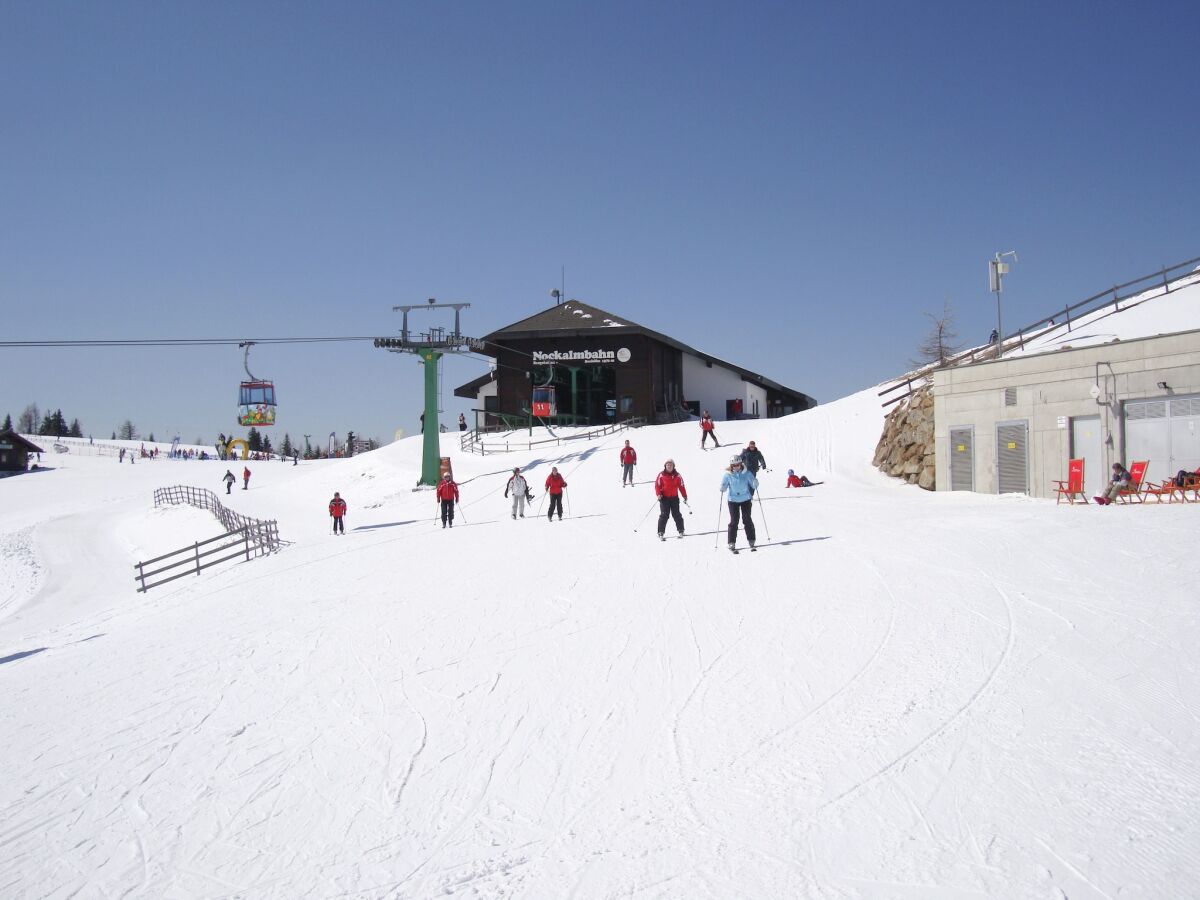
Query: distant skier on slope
[[223, 469, 236, 494], [786, 469, 817, 488], [435, 473, 459, 528], [242, 466, 251, 490], [619, 440, 637, 486], [544, 467, 567, 521], [738, 440, 767, 476], [721, 455, 758, 552], [329, 491, 347, 534], [700, 411, 720, 449], [654, 459, 688, 540]]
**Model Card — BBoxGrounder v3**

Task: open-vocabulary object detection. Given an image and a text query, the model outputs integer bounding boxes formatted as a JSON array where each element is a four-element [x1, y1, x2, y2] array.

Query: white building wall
[[474, 381, 497, 406], [933, 329, 1200, 497], [682, 353, 757, 420]]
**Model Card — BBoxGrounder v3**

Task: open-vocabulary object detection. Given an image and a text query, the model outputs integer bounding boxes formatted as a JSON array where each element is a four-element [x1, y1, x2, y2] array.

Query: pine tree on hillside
[[262, 434, 273, 454], [2, 413, 12, 432], [48, 409, 68, 436], [68, 418, 83, 438], [118, 420, 137, 440], [247, 428, 262, 452], [280, 434, 294, 458], [148, 433, 156, 443]]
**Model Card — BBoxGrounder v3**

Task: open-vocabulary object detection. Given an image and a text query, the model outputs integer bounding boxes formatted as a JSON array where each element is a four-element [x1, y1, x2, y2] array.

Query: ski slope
[[2, 383, 1198, 899]]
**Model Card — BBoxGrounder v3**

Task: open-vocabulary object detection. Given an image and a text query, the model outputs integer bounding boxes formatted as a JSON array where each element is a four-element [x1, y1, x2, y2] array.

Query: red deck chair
[[1116, 460, 1150, 504], [1053, 459, 1088, 504]]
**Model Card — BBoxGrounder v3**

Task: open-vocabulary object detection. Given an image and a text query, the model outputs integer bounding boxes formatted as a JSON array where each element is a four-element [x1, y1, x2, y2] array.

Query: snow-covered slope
[[1, 388, 1198, 899]]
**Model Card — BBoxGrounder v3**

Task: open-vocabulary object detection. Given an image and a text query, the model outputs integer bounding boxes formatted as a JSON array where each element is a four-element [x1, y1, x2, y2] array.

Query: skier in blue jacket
[[720, 455, 759, 551]]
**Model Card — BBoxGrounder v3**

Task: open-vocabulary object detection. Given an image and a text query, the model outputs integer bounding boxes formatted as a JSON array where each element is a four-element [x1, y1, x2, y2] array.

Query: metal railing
[[133, 486, 280, 592], [460, 416, 647, 455], [879, 254, 1200, 407]]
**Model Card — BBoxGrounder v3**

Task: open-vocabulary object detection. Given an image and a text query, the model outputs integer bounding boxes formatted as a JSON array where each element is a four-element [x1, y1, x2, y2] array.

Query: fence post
[[135, 561, 145, 592], [245, 527, 251, 562], [194, 541, 201, 576]]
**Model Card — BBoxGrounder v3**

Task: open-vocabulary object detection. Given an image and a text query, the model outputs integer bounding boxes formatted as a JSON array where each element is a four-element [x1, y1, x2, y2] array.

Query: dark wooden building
[[455, 300, 815, 426], [0, 432, 45, 474]]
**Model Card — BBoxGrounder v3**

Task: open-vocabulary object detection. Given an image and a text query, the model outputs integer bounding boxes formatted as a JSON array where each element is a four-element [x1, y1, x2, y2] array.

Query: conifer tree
[[68, 418, 83, 438], [2, 413, 12, 432]]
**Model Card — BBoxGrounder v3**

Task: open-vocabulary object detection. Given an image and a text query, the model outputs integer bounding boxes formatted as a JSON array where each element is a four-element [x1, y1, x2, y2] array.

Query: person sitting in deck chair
[[1095, 462, 1131, 505]]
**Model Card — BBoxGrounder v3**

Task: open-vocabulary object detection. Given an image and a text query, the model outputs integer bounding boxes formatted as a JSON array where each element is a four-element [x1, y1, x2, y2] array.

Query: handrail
[[461, 417, 647, 455], [879, 254, 1200, 406]]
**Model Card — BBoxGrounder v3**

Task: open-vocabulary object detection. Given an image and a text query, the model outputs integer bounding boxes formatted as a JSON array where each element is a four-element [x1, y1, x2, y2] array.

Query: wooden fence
[[460, 416, 646, 455], [133, 486, 280, 592]]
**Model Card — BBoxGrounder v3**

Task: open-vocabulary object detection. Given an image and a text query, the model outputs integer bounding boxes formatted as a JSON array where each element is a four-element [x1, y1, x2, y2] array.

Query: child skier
[[700, 411, 719, 448], [544, 467, 567, 520], [619, 440, 637, 486], [654, 459, 688, 539], [329, 491, 347, 534], [435, 473, 459, 527]]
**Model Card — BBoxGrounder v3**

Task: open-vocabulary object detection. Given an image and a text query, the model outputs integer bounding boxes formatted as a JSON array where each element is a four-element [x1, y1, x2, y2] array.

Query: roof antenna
[[550, 266, 566, 305]]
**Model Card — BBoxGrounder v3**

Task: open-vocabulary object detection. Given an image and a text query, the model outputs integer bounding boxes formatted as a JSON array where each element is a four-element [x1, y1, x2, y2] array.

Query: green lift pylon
[[374, 300, 480, 488]]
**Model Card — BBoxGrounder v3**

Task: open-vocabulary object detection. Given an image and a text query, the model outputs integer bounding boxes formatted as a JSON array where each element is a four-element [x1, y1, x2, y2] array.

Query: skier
[[720, 455, 759, 552], [700, 411, 719, 449], [329, 491, 347, 534], [739, 440, 767, 476], [119, 448, 125, 463], [654, 459, 688, 540], [505, 467, 529, 519], [242, 466, 251, 490], [222, 469, 236, 495], [786, 469, 816, 488], [619, 440, 637, 486], [436, 472, 459, 527], [458, 413, 467, 432], [544, 467, 567, 520]]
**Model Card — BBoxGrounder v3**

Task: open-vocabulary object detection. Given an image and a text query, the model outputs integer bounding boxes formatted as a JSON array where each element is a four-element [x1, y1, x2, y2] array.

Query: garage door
[[1126, 395, 1200, 484], [996, 420, 1028, 494]]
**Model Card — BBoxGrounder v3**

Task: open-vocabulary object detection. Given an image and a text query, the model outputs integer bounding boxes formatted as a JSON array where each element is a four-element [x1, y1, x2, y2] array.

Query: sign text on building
[[532, 348, 629, 364]]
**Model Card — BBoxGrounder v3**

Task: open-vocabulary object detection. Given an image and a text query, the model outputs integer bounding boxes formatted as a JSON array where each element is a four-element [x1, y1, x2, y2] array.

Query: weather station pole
[[989, 250, 1018, 357], [374, 299, 482, 487]]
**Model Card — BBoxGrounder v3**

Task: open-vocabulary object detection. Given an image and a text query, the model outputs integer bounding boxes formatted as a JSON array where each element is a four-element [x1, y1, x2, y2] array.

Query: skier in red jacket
[[544, 467, 567, 521], [619, 440, 637, 487], [700, 411, 719, 449], [435, 472, 460, 528], [328, 492, 347, 534], [654, 459, 688, 540]]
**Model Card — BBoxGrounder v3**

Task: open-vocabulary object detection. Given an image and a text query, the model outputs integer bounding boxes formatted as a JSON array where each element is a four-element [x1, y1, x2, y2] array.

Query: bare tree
[[912, 300, 963, 368], [17, 403, 40, 434]]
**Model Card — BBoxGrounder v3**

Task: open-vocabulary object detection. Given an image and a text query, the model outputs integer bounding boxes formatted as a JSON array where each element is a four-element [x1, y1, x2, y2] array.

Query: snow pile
[[1, 386, 1198, 897]]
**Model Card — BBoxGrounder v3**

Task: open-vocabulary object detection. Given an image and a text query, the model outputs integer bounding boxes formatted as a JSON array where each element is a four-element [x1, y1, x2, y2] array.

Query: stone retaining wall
[[873, 386, 936, 490]]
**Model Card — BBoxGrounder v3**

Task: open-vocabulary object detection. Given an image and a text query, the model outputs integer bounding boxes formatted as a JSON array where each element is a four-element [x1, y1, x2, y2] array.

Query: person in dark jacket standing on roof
[[329, 491, 347, 534], [435, 473, 459, 527], [721, 455, 759, 551], [739, 440, 767, 475], [700, 411, 719, 448], [619, 440, 637, 486], [654, 459, 688, 539], [544, 467, 567, 520], [505, 467, 529, 519]]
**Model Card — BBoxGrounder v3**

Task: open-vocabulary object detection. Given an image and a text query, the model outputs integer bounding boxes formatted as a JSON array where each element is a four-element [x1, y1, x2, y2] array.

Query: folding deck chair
[[1052, 459, 1088, 504], [1116, 460, 1150, 504]]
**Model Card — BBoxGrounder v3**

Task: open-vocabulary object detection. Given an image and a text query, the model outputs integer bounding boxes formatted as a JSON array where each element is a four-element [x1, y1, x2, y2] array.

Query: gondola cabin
[[238, 380, 277, 427], [532, 385, 556, 418]]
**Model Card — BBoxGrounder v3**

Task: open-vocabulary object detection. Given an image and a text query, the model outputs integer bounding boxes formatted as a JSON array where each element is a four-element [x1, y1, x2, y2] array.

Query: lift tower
[[374, 299, 484, 486]]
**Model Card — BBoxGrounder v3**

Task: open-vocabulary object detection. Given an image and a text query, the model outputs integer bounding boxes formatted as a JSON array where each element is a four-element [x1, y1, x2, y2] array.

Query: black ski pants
[[701, 430, 719, 447], [657, 496, 684, 535], [440, 500, 455, 526], [727, 499, 756, 544], [332, 515, 344, 534], [547, 494, 563, 519]]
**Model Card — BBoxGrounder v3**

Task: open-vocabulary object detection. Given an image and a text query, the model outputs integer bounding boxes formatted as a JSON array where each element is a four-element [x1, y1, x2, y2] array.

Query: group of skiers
[[221, 467, 252, 494], [317, 430, 819, 549]]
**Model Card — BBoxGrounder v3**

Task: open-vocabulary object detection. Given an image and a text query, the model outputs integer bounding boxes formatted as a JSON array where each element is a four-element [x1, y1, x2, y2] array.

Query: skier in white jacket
[[504, 467, 530, 519]]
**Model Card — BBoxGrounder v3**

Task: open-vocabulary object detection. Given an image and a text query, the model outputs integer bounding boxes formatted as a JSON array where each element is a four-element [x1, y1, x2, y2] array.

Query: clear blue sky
[[3, 1, 1197, 446]]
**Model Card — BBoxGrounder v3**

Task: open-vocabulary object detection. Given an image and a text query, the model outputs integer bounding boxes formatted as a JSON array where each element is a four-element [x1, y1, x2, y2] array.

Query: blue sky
[[2, 1, 1197, 446]]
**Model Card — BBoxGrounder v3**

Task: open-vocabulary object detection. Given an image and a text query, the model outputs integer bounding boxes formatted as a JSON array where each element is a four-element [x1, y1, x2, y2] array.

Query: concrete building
[[934, 329, 1200, 498], [455, 300, 815, 427]]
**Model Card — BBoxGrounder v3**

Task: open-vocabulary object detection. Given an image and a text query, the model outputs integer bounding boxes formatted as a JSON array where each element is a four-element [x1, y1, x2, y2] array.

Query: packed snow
[[3, 285, 1199, 897]]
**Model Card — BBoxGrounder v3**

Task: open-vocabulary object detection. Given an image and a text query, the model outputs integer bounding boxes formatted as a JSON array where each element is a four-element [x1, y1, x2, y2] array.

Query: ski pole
[[755, 491, 771, 542], [633, 499, 658, 532], [565, 490, 572, 517], [714, 494, 724, 549], [455, 501, 468, 524], [684, 499, 693, 516]]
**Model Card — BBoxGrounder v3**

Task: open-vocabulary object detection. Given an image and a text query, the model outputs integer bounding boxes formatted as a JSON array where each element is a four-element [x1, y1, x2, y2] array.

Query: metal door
[[1169, 396, 1200, 474], [949, 427, 974, 491], [1070, 415, 1102, 497], [996, 420, 1028, 494], [1125, 399, 1168, 485]]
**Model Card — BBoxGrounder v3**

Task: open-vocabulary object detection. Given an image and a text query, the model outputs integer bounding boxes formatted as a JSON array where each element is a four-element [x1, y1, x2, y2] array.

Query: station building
[[454, 300, 816, 427]]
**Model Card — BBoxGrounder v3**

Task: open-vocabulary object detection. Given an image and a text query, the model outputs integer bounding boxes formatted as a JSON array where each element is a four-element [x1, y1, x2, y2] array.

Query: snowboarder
[[619, 440, 637, 486], [739, 440, 767, 475], [721, 455, 759, 551], [700, 411, 719, 449], [329, 491, 347, 534], [436, 473, 459, 527], [222, 469, 236, 494], [505, 467, 530, 519], [786, 469, 816, 488], [544, 467, 567, 520], [242, 466, 251, 490], [654, 459, 688, 540]]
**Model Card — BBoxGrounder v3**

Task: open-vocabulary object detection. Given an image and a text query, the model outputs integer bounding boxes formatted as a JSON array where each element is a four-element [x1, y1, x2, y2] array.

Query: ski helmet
[[730, 455, 743, 466], [787, 469, 794, 475]]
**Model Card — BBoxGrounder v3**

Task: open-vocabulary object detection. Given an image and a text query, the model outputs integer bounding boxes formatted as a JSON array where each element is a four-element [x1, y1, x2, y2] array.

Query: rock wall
[[873, 386, 936, 490]]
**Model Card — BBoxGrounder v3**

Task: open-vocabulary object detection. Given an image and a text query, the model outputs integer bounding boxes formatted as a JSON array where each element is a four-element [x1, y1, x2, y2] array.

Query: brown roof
[[0, 431, 46, 453]]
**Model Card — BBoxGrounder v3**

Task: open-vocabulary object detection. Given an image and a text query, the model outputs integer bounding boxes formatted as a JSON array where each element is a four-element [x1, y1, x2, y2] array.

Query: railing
[[133, 485, 280, 592], [460, 416, 647, 455], [879, 254, 1200, 407]]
